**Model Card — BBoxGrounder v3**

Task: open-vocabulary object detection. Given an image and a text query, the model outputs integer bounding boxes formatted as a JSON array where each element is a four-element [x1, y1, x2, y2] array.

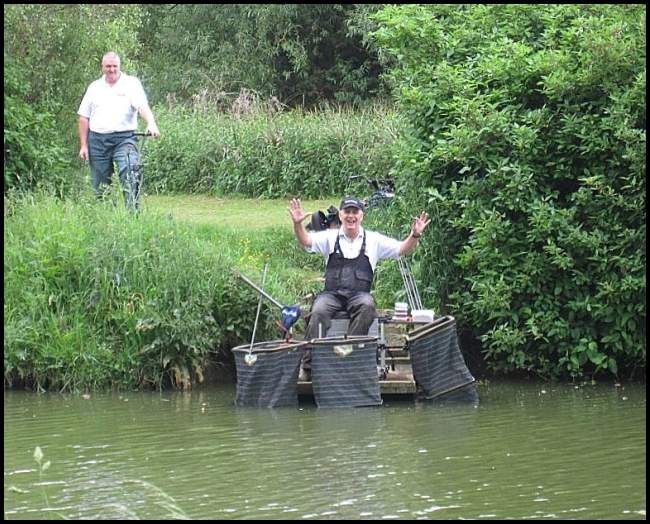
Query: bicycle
[[349, 174, 395, 211], [121, 131, 151, 212]]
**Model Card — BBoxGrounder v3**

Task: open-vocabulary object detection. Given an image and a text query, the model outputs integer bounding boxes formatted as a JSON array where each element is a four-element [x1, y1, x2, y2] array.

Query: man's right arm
[[78, 116, 90, 161], [294, 221, 312, 249], [137, 103, 161, 138], [289, 198, 312, 248]]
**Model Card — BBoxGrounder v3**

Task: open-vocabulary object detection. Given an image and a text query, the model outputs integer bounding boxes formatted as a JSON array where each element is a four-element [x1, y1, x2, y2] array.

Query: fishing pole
[[244, 264, 269, 366]]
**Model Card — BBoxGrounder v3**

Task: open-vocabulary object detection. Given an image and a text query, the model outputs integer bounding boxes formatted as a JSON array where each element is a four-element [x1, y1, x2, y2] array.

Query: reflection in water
[[4, 382, 646, 520]]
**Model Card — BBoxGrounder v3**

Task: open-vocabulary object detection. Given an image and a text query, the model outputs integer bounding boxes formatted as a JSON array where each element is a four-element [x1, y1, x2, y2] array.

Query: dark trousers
[[302, 291, 377, 369], [88, 131, 140, 210]]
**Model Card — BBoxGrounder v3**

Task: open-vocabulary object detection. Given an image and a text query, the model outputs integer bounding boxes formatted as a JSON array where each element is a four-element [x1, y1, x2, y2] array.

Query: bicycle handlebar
[[349, 174, 394, 188]]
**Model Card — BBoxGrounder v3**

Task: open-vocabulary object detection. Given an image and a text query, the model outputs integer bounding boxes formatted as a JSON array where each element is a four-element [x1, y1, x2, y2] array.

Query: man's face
[[339, 206, 364, 236], [102, 56, 121, 84]]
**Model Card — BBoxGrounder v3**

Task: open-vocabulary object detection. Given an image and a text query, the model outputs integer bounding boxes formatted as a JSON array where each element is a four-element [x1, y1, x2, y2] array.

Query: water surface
[[4, 381, 645, 520]]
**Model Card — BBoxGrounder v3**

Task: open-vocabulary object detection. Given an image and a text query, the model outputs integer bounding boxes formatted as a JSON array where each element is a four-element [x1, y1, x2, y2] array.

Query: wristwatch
[[411, 230, 421, 238]]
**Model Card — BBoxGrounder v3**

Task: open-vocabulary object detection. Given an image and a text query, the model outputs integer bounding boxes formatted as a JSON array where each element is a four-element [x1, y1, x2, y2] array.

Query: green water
[[4, 382, 645, 520]]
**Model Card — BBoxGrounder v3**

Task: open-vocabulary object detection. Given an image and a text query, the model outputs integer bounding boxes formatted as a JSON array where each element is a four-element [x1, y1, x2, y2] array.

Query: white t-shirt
[[308, 227, 402, 271], [77, 73, 148, 133]]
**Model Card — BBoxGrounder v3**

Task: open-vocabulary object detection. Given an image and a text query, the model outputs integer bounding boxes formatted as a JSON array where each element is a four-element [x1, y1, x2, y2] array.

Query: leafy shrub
[[371, 4, 645, 379], [4, 58, 73, 195]]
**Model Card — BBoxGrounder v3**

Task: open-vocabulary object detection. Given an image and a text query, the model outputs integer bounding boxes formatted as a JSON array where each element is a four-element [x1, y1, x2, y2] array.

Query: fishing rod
[[243, 264, 269, 366], [397, 257, 423, 311], [238, 272, 302, 338]]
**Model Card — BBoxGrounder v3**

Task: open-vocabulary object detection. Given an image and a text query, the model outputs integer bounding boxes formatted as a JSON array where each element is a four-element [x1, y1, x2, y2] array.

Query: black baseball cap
[[340, 196, 365, 211]]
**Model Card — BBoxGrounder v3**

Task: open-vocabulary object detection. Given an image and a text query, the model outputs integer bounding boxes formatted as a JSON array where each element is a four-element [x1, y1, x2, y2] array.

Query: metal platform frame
[[297, 316, 429, 396]]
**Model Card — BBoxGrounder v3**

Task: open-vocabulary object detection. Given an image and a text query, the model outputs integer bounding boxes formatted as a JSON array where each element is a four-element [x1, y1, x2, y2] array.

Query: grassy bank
[[4, 192, 331, 392], [144, 194, 333, 230]]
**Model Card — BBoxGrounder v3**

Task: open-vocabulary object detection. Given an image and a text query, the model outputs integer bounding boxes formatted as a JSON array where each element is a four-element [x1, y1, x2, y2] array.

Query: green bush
[[143, 102, 404, 199], [371, 4, 646, 379], [4, 58, 73, 195], [3, 192, 318, 392]]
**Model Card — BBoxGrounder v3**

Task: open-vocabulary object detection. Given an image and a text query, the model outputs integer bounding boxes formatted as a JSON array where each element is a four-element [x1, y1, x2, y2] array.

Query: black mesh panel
[[407, 316, 478, 402], [232, 341, 305, 408], [310, 336, 382, 408]]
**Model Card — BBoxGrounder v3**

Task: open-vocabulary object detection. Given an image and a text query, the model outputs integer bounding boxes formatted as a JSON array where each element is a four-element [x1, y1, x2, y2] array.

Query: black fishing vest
[[324, 231, 374, 293]]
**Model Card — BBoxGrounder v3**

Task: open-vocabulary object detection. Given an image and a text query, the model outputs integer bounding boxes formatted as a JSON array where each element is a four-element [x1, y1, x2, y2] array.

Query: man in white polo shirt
[[78, 51, 160, 210], [289, 196, 431, 341]]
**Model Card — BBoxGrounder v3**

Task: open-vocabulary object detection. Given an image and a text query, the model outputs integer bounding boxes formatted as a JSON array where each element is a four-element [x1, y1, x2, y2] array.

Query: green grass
[[3, 191, 329, 391], [144, 104, 403, 198], [142, 193, 331, 302], [144, 194, 336, 231]]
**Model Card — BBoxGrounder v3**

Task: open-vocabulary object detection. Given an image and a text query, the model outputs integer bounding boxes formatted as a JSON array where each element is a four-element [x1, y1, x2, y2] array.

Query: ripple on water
[[3, 383, 646, 520]]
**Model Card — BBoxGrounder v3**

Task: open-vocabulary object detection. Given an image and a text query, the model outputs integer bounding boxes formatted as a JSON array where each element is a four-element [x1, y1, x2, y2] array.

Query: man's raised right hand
[[289, 198, 311, 224]]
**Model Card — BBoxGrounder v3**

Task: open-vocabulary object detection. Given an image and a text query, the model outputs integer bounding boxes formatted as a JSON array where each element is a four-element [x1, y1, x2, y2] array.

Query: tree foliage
[[137, 4, 386, 107], [4, 4, 143, 192], [371, 4, 646, 379], [4, 56, 71, 193]]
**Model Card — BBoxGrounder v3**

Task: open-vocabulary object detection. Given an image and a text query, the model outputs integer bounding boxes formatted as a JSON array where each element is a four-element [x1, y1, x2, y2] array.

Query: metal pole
[[245, 264, 269, 366], [404, 258, 423, 310], [398, 258, 416, 311], [238, 272, 284, 310], [398, 257, 424, 310]]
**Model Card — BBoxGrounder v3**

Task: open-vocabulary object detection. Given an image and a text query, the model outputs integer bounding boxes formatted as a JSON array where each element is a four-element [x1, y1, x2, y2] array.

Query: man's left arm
[[132, 77, 160, 137], [138, 104, 161, 137], [399, 211, 431, 256]]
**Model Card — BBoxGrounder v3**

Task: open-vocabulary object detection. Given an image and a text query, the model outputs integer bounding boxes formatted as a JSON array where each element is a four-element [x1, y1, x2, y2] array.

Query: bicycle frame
[[123, 132, 149, 212], [349, 174, 395, 210]]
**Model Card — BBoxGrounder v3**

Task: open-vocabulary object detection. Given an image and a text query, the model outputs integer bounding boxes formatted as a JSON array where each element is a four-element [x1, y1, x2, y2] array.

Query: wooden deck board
[[297, 372, 416, 396]]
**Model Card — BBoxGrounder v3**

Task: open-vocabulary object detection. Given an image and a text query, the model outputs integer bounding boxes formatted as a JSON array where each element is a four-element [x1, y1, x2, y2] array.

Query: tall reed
[[143, 103, 405, 199]]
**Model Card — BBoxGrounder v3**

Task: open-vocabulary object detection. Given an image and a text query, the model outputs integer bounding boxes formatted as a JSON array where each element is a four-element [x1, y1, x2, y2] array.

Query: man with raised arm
[[289, 196, 430, 377]]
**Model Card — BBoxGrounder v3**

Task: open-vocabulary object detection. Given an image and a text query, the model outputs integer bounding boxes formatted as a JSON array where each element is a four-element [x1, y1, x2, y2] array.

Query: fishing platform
[[232, 312, 478, 408], [233, 261, 477, 408]]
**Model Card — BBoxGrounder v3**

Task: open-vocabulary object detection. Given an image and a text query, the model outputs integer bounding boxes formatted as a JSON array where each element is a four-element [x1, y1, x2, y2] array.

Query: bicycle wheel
[[123, 142, 142, 212]]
